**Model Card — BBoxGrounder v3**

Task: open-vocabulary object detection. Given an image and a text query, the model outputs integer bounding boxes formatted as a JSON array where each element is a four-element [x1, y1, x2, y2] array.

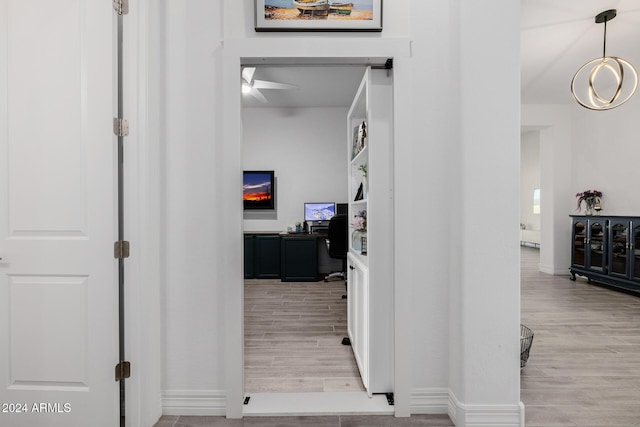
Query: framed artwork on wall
[[255, 0, 382, 32], [243, 170, 276, 210]]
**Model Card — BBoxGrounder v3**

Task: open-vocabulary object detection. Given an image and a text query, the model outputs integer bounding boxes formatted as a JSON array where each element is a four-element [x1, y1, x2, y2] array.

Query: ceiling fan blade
[[242, 67, 256, 84], [253, 79, 298, 90], [250, 89, 268, 103]]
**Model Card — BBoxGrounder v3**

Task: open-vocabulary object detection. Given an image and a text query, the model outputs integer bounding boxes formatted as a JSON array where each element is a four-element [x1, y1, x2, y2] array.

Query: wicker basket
[[520, 324, 534, 368]]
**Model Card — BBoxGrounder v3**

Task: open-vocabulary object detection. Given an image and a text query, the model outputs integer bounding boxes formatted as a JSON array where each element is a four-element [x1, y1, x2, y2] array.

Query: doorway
[[520, 130, 541, 249], [220, 44, 412, 418], [240, 60, 393, 415]]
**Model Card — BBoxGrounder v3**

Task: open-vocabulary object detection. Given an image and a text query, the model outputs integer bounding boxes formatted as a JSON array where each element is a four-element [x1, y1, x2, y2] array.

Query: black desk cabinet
[[280, 236, 318, 282], [570, 215, 640, 293], [244, 234, 281, 279]]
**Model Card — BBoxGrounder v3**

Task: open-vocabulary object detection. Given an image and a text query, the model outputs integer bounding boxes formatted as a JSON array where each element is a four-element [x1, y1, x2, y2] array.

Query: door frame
[[121, 0, 164, 425], [221, 38, 412, 418]]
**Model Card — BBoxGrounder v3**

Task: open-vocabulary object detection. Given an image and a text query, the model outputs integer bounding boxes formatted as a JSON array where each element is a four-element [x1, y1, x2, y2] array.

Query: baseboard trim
[[162, 389, 226, 416], [448, 391, 524, 427], [410, 388, 449, 414], [538, 262, 565, 275]]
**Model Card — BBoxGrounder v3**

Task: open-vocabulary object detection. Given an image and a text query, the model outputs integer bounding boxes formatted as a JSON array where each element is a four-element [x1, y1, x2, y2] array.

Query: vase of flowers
[[576, 190, 602, 216], [351, 210, 367, 252]]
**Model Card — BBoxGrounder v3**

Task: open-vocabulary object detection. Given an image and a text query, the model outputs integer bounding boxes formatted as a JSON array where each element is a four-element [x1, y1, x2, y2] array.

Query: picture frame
[[243, 170, 276, 210], [255, 0, 382, 32], [351, 121, 367, 159]]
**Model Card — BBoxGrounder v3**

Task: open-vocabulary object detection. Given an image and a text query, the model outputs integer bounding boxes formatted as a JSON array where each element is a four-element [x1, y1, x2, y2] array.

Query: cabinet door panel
[[634, 224, 640, 281], [588, 220, 606, 272], [347, 254, 369, 392], [256, 236, 281, 278], [244, 235, 255, 278], [572, 221, 586, 267], [610, 222, 629, 278], [280, 237, 317, 282]]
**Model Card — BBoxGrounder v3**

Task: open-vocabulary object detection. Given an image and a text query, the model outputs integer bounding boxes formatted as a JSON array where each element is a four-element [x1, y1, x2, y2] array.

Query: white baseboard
[[162, 389, 226, 416], [410, 388, 449, 414], [448, 391, 524, 427], [538, 262, 566, 275]]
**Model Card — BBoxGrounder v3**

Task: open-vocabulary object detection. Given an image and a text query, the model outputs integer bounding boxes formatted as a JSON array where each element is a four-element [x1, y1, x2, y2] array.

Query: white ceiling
[[521, 0, 640, 104], [241, 65, 367, 108], [242, 1, 640, 108]]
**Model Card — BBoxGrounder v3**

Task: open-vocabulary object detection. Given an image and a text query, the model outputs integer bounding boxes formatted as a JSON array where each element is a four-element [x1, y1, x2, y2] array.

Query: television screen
[[243, 171, 275, 210], [304, 203, 335, 221]]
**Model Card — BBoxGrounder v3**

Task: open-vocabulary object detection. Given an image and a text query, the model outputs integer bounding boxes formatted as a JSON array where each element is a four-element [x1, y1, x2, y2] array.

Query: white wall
[[571, 101, 640, 216], [242, 107, 348, 232], [406, 0, 456, 402], [521, 131, 540, 231], [154, 0, 523, 425], [451, 1, 521, 418], [154, 0, 227, 406]]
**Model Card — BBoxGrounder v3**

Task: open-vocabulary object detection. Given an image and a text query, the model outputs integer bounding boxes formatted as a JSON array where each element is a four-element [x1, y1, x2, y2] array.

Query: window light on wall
[[533, 188, 540, 214]]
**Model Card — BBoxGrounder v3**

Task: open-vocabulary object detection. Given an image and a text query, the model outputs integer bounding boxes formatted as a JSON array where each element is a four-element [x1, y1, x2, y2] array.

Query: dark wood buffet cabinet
[[570, 215, 640, 293]]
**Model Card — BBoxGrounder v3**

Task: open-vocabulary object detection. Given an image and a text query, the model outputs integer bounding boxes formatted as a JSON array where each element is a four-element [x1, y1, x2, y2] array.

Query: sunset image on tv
[[243, 172, 274, 209]]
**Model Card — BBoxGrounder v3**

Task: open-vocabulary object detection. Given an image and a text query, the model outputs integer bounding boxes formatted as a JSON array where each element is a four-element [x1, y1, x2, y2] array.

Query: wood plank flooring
[[243, 278, 365, 393], [521, 246, 640, 426], [156, 247, 640, 426]]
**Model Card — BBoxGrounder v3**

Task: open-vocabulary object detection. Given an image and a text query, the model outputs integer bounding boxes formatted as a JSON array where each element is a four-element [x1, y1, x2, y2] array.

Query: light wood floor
[[156, 248, 640, 426], [244, 278, 365, 393], [521, 246, 640, 426]]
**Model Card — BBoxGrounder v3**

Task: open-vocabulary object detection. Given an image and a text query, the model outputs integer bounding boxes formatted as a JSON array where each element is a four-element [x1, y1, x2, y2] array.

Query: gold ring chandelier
[[571, 9, 638, 110]]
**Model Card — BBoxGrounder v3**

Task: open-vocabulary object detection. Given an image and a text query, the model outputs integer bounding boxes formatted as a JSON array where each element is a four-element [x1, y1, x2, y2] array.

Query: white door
[[0, 1, 118, 426]]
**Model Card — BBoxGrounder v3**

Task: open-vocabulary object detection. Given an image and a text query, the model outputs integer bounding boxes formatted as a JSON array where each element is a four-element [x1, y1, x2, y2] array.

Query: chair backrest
[[327, 214, 348, 259]]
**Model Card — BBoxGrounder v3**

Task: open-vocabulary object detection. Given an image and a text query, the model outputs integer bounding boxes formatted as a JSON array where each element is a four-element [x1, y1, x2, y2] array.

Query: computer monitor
[[304, 202, 335, 222]]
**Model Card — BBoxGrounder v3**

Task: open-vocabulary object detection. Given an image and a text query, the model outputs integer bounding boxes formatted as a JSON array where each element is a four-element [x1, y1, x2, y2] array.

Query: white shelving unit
[[346, 67, 394, 396]]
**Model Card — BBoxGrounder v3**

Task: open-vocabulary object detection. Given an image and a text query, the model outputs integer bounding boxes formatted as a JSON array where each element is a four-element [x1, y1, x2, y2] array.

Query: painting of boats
[[293, 0, 329, 16], [255, 0, 382, 32], [329, 1, 353, 15]]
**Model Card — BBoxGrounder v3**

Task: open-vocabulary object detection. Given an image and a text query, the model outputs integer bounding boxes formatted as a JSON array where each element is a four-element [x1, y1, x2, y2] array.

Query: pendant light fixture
[[571, 9, 638, 110]]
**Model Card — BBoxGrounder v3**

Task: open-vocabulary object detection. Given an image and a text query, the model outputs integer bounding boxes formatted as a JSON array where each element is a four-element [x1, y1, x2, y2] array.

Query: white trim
[[448, 391, 524, 427], [162, 390, 227, 416], [125, 0, 163, 426], [410, 388, 449, 414]]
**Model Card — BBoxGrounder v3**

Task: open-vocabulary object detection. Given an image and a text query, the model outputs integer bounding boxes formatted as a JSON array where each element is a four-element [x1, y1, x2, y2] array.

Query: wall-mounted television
[[243, 170, 275, 210]]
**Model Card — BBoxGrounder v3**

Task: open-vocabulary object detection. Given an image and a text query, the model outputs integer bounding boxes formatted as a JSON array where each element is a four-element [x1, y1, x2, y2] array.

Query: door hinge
[[113, 118, 129, 137], [114, 241, 130, 259], [113, 0, 129, 15], [115, 361, 131, 381]]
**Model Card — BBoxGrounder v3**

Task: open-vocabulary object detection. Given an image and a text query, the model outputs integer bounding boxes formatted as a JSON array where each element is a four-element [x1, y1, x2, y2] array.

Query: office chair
[[324, 214, 348, 282]]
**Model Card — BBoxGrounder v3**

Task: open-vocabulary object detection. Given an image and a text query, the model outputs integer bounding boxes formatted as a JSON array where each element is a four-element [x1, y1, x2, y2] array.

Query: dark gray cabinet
[[244, 234, 281, 279], [280, 236, 318, 282], [570, 215, 640, 293]]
